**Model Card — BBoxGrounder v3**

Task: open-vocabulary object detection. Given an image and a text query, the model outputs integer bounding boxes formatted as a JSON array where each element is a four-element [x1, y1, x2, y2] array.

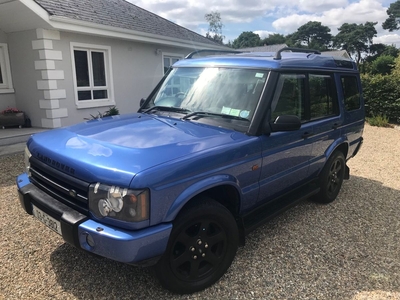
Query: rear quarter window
[[341, 76, 361, 111]]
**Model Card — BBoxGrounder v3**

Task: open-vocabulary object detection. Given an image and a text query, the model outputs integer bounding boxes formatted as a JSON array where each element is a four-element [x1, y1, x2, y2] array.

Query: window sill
[[76, 99, 116, 109], [0, 88, 15, 94]]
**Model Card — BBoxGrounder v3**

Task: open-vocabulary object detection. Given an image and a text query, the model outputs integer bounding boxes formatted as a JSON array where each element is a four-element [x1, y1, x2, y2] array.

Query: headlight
[[24, 146, 32, 176], [89, 183, 149, 222]]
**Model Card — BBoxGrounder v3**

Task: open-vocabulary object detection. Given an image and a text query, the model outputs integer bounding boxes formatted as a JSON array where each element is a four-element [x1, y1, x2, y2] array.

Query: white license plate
[[32, 205, 62, 235]]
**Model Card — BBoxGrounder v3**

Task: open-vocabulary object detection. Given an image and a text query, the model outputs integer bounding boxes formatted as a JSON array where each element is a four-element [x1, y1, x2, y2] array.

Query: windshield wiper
[[143, 106, 191, 114], [182, 111, 250, 122]]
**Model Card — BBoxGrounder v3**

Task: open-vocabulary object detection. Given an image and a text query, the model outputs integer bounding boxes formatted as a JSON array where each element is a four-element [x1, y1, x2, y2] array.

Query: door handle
[[302, 132, 314, 139], [332, 123, 340, 130]]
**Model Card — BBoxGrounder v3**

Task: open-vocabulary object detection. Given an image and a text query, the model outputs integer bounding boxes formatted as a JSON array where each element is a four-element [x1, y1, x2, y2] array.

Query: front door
[[258, 73, 313, 201]]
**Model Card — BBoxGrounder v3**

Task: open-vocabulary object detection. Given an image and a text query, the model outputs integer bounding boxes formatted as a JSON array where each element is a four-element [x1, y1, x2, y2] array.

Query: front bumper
[[17, 173, 172, 265]]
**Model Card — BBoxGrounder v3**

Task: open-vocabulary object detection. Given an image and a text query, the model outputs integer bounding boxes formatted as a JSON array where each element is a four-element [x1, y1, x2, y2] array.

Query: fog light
[[86, 233, 95, 247]]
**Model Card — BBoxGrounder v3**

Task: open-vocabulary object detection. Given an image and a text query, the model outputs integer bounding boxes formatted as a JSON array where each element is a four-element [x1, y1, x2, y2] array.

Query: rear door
[[306, 72, 342, 177]]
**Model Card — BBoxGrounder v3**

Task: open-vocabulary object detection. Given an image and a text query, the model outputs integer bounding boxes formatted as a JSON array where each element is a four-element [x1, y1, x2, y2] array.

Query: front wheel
[[154, 198, 239, 294], [312, 151, 346, 204]]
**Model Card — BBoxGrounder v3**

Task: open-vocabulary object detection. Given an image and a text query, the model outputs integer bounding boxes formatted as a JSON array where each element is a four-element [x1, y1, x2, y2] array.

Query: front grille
[[29, 157, 90, 214]]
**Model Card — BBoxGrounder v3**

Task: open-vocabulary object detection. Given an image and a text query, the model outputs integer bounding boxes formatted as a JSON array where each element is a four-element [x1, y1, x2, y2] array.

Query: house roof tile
[[34, 0, 219, 46]]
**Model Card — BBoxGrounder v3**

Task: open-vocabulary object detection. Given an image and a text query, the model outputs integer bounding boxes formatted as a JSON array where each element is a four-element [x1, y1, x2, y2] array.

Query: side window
[[0, 43, 14, 93], [309, 74, 339, 119], [341, 76, 361, 111], [271, 74, 305, 121]]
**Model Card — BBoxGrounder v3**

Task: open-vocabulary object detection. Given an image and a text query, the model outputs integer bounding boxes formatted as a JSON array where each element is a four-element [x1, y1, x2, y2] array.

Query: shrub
[[103, 106, 119, 116], [361, 74, 400, 123], [366, 114, 392, 127], [369, 55, 395, 75], [86, 106, 120, 120]]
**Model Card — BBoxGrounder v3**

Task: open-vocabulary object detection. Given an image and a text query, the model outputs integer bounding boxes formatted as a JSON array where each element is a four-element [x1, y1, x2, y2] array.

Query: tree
[[205, 11, 224, 44], [383, 0, 400, 31], [232, 31, 261, 49], [363, 44, 398, 73], [333, 22, 377, 66], [366, 44, 399, 62], [370, 55, 395, 75], [288, 21, 332, 50], [260, 33, 286, 45]]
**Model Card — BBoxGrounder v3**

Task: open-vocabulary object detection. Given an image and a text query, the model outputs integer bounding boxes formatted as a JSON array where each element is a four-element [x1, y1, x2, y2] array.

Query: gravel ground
[[0, 124, 400, 300]]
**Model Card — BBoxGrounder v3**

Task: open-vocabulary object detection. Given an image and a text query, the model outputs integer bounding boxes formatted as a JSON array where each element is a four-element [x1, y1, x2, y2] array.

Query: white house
[[0, 0, 226, 128]]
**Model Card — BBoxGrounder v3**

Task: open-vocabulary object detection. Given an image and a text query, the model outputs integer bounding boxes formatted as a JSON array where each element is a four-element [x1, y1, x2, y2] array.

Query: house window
[[162, 53, 183, 74], [0, 43, 14, 93], [71, 43, 114, 108]]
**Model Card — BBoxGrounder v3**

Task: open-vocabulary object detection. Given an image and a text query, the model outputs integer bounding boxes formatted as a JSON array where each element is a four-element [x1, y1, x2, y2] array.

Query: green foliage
[[86, 106, 120, 120], [104, 106, 119, 116], [382, 0, 400, 31], [390, 54, 400, 77], [288, 21, 332, 50], [232, 31, 261, 49], [366, 114, 391, 127], [365, 44, 399, 64], [369, 55, 395, 75], [205, 11, 224, 44], [361, 74, 400, 123], [260, 33, 286, 46], [334, 22, 377, 66]]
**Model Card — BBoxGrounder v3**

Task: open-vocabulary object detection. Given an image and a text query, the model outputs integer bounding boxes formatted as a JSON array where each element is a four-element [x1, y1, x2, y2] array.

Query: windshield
[[146, 67, 268, 121]]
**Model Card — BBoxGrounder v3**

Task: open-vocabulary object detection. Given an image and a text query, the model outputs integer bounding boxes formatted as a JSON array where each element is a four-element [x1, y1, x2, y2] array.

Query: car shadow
[[50, 175, 400, 299]]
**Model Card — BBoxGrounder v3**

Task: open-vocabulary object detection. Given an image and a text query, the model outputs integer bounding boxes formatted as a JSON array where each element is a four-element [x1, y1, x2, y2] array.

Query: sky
[[128, 0, 400, 47]]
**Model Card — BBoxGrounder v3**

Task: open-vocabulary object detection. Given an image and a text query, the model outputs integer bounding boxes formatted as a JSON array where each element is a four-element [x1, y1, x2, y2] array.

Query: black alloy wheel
[[155, 198, 238, 294], [313, 151, 346, 204]]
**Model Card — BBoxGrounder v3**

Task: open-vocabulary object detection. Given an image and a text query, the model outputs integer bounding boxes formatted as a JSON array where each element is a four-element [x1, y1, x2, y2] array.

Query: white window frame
[[162, 52, 183, 75], [70, 42, 115, 109], [0, 43, 14, 94]]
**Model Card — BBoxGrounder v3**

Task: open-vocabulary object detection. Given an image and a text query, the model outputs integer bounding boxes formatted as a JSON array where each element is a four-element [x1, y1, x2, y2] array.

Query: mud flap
[[344, 164, 350, 180]]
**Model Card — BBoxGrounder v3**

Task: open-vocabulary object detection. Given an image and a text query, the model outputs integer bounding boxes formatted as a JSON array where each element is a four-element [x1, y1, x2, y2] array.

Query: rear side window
[[341, 76, 361, 111], [309, 74, 339, 119]]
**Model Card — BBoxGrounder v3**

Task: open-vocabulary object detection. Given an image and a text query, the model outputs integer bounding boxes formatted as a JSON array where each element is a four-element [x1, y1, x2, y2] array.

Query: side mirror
[[269, 115, 301, 132], [140, 98, 146, 107]]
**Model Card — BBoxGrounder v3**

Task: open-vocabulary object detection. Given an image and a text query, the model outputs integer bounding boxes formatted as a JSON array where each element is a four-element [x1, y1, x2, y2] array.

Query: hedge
[[361, 74, 400, 123]]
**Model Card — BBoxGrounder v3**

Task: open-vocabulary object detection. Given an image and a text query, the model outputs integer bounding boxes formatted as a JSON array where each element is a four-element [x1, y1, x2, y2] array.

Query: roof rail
[[185, 49, 242, 59], [274, 47, 321, 60]]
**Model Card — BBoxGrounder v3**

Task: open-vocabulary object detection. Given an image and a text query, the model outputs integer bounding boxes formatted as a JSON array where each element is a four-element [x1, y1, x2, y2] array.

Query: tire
[[312, 151, 346, 204], [154, 198, 239, 294]]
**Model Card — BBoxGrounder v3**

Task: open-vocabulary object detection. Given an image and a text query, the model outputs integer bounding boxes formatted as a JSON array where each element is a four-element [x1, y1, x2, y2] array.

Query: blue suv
[[17, 48, 364, 294]]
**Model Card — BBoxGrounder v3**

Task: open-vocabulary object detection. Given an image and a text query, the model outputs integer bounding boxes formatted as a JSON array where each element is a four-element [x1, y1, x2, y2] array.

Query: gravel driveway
[[1, 124, 399, 300]]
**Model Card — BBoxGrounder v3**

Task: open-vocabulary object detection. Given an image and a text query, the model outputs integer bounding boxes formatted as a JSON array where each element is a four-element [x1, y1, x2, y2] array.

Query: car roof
[[174, 49, 358, 72]]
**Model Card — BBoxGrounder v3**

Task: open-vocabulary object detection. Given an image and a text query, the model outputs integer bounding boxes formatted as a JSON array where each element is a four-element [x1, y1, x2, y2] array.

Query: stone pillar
[[33, 28, 68, 128]]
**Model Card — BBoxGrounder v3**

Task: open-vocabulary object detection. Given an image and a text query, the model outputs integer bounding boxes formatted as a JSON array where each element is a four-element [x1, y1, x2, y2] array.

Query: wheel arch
[[164, 176, 242, 223], [325, 138, 349, 161], [319, 139, 349, 180]]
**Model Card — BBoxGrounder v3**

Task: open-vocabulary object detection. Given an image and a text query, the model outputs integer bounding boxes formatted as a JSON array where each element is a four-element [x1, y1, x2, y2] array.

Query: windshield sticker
[[221, 106, 231, 115], [221, 106, 241, 117], [240, 110, 250, 118], [255, 73, 264, 78], [230, 109, 241, 116]]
